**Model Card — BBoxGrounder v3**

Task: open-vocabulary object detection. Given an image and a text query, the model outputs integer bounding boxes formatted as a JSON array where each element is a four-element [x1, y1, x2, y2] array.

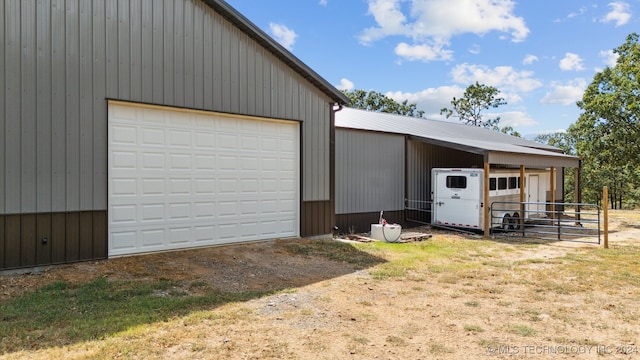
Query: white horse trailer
[[431, 168, 551, 230]]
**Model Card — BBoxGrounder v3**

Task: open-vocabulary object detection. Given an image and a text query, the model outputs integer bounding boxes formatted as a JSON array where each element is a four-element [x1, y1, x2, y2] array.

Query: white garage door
[[108, 102, 300, 256]]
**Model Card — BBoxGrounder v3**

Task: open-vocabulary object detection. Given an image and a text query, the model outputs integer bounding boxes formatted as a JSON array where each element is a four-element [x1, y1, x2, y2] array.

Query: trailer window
[[498, 177, 507, 190], [446, 176, 467, 189], [509, 176, 520, 189], [490, 178, 497, 191]]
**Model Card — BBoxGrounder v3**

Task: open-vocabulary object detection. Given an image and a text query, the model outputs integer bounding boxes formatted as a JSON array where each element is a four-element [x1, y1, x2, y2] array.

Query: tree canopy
[[570, 33, 640, 208], [440, 82, 506, 128], [534, 131, 577, 202], [342, 89, 424, 118]]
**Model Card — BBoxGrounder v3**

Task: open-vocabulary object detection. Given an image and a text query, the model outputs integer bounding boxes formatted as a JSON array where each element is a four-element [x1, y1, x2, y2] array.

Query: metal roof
[[204, 0, 349, 105], [336, 107, 580, 168]]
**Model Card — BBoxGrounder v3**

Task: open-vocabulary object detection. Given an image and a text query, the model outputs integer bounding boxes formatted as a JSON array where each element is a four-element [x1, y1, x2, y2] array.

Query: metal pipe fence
[[405, 199, 432, 226], [491, 201, 601, 244]]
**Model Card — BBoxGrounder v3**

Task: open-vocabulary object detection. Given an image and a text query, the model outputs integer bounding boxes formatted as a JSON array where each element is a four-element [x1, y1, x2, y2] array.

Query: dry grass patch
[[2, 211, 640, 359]]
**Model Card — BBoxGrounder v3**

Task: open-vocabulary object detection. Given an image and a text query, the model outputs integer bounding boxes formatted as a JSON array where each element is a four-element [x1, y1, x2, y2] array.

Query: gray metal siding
[[1, 0, 332, 215], [336, 129, 405, 214], [0, 1, 4, 216], [4, 1, 19, 213], [21, 1, 37, 213], [406, 140, 483, 203], [303, 93, 331, 202]]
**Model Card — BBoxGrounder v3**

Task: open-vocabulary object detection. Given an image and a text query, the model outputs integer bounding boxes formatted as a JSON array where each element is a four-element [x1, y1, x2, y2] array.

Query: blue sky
[[225, 0, 635, 138]]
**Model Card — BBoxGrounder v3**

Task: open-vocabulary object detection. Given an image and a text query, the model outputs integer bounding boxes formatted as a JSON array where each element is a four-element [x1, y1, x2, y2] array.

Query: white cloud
[[269, 23, 297, 51], [559, 53, 585, 71], [554, 7, 587, 22], [386, 86, 536, 128], [537, 128, 568, 135], [394, 42, 453, 62], [450, 63, 543, 93], [540, 78, 588, 105], [386, 86, 464, 119], [407, 0, 529, 42], [359, 0, 529, 61], [487, 111, 538, 127], [359, 0, 409, 44], [319, 0, 328, 5], [468, 44, 481, 55], [599, 49, 619, 67], [567, 7, 588, 19], [500, 92, 523, 105], [336, 78, 355, 91], [601, 1, 631, 27], [522, 54, 539, 65]]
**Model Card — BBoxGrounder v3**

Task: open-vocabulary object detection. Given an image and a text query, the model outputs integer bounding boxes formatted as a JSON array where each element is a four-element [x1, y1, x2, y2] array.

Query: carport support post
[[549, 167, 555, 220], [575, 167, 581, 225], [519, 165, 525, 235], [484, 162, 490, 238]]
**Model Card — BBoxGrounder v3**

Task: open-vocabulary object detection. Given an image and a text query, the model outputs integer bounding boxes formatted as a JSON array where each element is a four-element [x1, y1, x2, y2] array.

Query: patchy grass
[[366, 237, 489, 279], [280, 239, 385, 269], [464, 324, 485, 333], [508, 324, 537, 337], [2, 218, 640, 359], [0, 277, 270, 352]]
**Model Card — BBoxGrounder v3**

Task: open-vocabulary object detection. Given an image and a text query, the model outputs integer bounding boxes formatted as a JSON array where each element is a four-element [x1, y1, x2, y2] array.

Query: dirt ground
[[1, 212, 639, 359]]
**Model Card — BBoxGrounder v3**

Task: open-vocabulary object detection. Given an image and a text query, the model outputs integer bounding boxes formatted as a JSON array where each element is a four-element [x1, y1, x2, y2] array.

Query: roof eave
[[487, 151, 581, 168]]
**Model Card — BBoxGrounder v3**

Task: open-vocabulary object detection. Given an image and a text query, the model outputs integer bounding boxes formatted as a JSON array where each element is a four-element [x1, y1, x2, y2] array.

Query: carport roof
[[335, 107, 580, 168]]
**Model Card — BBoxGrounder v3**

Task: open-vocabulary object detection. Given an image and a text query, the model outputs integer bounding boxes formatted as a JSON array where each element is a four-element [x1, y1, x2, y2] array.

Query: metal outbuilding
[[335, 107, 580, 234], [0, 0, 348, 270]]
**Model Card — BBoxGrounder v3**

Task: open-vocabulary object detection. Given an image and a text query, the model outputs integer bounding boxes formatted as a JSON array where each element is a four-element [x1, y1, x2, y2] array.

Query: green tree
[[343, 89, 424, 118], [495, 125, 522, 138], [440, 82, 507, 128], [534, 132, 577, 202], [572, 33, 640, 208], [533, 132, 576, 154]]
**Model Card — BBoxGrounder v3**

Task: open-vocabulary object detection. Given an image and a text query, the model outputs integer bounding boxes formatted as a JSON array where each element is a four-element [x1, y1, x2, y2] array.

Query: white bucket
[[370, 224, 402, 242]]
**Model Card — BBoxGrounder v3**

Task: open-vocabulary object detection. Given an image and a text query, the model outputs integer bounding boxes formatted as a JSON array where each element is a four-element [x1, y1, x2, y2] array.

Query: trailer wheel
[[510, 212, 521, 230], [501, 214, 511, 230]]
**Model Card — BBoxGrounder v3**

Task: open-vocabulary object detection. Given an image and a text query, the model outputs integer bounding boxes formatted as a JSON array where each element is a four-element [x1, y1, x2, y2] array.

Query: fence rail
[[405, 199, 432, 225], [491, 201, 601, 244]]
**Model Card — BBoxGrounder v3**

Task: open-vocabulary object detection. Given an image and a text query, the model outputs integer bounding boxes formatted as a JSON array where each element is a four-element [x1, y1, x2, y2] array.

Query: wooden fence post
[[519, 165, 525, 234], [603, 186, 609, 249], [484, 162, 490, 239]]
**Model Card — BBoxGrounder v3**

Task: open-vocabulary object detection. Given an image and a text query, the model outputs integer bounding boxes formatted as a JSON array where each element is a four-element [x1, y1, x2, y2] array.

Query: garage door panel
[[140, 204, 165, 222], [112, 151, 137, 169], [112, 232, 137, 252], [109, 104, 300, 256], [142, 128, 165, 146], [111, 125, 137, 145], [219, 134, 238, 150], [194, 202, 215, 218], [141, 229, 165, 248], [168, 154, 191, 170], [195, 154, 215, 170], [169, 203, 191, 219], [112, 179, 137, 197], [141, 178, 165, 195], [111, 205, 137, 223], [169, 228, 191, 244], [194, 225, 215, 242]]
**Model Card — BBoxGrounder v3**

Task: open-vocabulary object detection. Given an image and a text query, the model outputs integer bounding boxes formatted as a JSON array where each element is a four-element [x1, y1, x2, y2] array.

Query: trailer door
[[433, 170, 482, 229]]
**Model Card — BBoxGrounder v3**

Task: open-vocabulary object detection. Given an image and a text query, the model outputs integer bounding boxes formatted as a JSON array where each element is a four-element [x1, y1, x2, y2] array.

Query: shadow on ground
[[0, 238, 386, 354]]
